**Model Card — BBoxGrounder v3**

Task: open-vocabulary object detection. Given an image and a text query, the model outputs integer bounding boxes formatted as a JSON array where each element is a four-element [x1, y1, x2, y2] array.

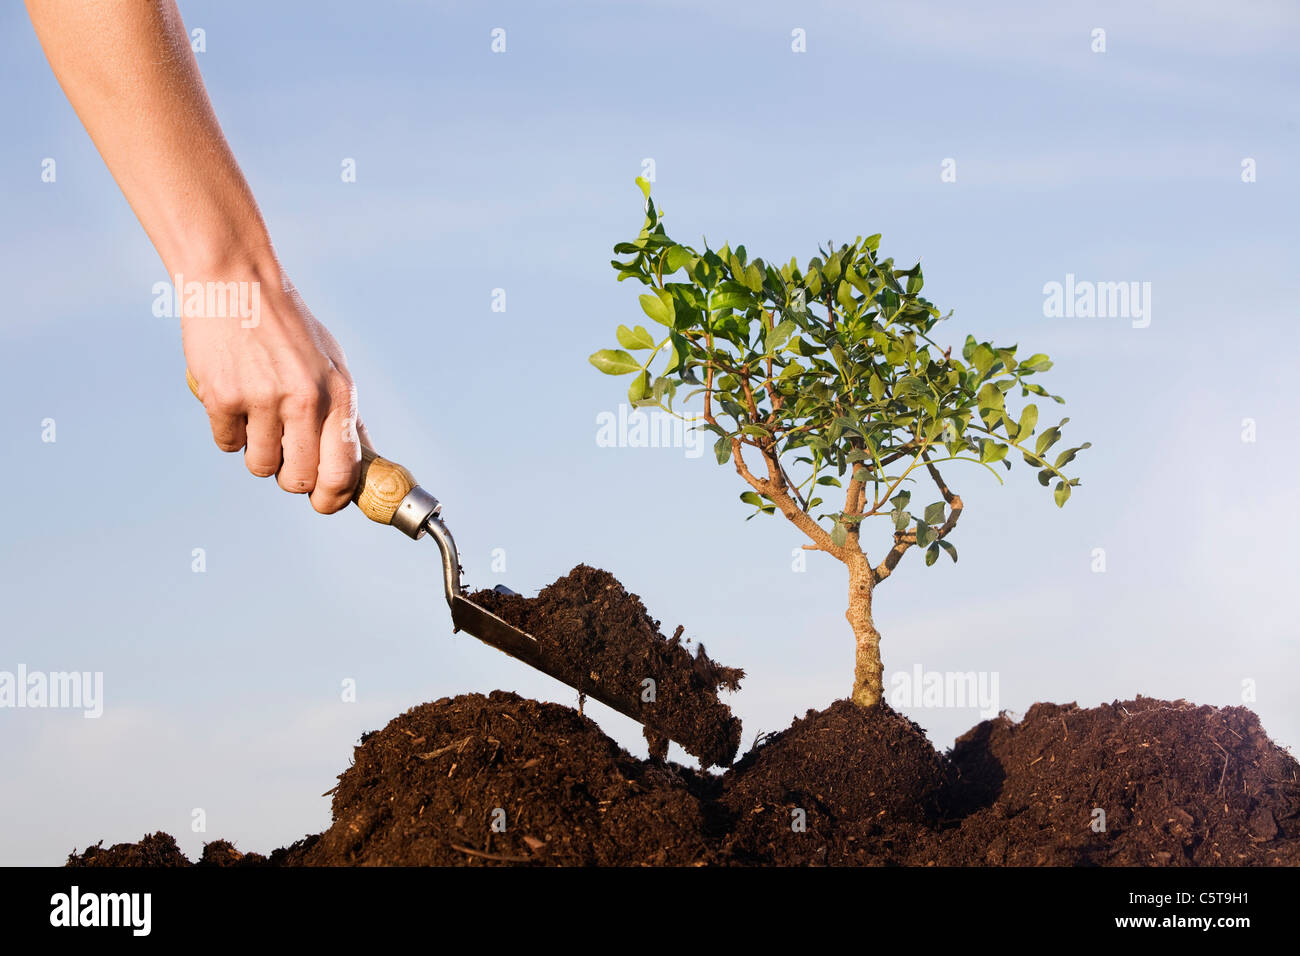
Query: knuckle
[[207, 384, 242, 416], [316, 467, 357, 498], [327, 377, 357, 410]]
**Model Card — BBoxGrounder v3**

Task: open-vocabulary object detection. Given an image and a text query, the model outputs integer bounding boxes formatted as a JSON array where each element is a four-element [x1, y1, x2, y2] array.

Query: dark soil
[[295, 691, 714, 865], [62, 567, 1300, 867], [69, 693, 1300, 867], [67, 831, 191, 867], [470, 565, 743, 768], [907, 697, 1300, 866], [718, 700, 957, 865]]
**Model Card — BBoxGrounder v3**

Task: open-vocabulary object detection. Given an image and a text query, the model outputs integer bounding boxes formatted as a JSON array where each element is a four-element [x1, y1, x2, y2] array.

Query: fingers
[[278, 386, 326, 495], [208, 409, 246, 454], [204, 384, 247, 453], [244, 410, 283, 478], [310, 392, 362, 514]]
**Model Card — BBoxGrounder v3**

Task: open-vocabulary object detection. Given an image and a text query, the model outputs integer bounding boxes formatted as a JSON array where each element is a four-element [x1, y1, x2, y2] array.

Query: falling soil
[[469, 565, 743, 768], [62, 569, 1300, 867]]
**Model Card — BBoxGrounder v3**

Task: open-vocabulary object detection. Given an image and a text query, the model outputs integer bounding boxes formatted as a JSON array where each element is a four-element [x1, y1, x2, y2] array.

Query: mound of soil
[[719, 700, 955, 865], [911, 697, 1300, 866], [470, 565, 743, 768], [68, 693, 1299, 867], [67, 831, 191, 867], [297, 690, 713, 866]]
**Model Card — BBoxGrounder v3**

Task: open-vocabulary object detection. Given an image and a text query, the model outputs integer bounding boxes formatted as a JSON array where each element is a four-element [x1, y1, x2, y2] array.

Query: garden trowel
[[184, 371, 725, 760]]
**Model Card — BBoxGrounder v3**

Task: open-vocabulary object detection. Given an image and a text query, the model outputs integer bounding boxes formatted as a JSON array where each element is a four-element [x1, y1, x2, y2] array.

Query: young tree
[[591, 180, 1089, 708]]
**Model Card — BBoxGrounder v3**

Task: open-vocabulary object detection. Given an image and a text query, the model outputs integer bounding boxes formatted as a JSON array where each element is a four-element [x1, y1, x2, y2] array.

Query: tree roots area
[[68, 568, 1299, 868]]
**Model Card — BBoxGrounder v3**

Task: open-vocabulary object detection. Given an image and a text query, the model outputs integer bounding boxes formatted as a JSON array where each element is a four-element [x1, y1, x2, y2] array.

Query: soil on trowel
[[470, 565, 743, 768]]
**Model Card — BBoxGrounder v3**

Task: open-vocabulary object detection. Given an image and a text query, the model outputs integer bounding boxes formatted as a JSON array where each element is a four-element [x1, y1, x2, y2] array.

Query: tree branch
[[873, 453, 963, 583]]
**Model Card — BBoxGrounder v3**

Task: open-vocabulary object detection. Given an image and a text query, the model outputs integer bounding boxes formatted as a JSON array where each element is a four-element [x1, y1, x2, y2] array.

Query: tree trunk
[[847, 552, 883, 707]]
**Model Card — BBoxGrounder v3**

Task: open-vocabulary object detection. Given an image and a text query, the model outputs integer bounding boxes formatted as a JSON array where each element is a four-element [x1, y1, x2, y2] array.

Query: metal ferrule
[[390, 486, 441, 539]]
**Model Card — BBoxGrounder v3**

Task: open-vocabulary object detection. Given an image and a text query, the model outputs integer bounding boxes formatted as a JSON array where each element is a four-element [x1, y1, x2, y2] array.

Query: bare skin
[[25, 0, 370, 512]]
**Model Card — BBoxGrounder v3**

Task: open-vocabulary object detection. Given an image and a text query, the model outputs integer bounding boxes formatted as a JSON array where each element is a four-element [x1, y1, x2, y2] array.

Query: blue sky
[[1, 0, 1296, 864]]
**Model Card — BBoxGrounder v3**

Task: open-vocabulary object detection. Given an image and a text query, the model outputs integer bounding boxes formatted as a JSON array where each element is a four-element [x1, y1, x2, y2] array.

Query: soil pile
[[719, 700, 955, 865], [66, 694, 1299, 867], [67, 831, 191, 867], [911, 697, 1300, 866], [470, 565, 743, 768], [296, 690, 713, 866]]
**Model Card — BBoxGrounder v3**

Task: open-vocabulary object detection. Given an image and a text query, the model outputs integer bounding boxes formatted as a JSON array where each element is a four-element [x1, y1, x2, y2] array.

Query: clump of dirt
[[911, 696, 1300, 866], [297, 690, 713, 866], [67, 831, 190, 867], [470, 565, 743, 768], [197, 840, 268, 867], [719, 699, 955, 865]]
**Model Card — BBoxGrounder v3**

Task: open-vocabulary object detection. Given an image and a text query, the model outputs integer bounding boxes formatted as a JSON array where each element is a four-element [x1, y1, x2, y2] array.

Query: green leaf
[[616, 324, 656, 350], [740, 491, 764, 508], [972, 344, 995, 376], [1054, 480, 1071, 507], [710, 289, 753, 312], [1016, 404, 1038, 441], [1021, 353, 1053, 372], [977, 382, 1004, 415], [892, 509, 910, 531], [906, 267, 924, 295], [1054, 441, 1092, 469], [589, 349, 641, 375], [639, 291, 674, 326], [890, 491, 912, 510], [938, 539, 958, 563], [925, 542, 940, 566], [924, 502, 945, 525], [830, 520, 848, 548], [713, 435, 731, 465], [916, 522, 936, 547], [836, 278, 856, 311], [980, 441, 1009, 464], [635, 176, 651, 200], [664, 246, 693, 274], [766, 319, 796, 352], [628, 371, 651, 404], [817, 475, 842, 487], [1035, 425, 1062, 456]]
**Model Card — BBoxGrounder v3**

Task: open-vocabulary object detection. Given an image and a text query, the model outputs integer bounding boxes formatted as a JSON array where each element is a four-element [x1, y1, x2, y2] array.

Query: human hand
[[181, 260, 371, 514]]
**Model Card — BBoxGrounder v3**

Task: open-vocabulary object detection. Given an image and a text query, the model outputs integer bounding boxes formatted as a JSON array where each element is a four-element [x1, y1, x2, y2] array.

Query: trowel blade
[[448, 594, 654, 733], [449, 596, 547, 672]]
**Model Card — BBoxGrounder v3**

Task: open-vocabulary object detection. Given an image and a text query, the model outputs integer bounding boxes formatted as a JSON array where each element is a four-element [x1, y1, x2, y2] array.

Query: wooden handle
[[186, 368, 418, 527]]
